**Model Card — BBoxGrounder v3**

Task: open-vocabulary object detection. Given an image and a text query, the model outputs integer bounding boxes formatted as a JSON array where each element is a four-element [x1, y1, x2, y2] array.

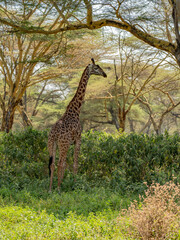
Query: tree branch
[[0, 16, 176, 57]]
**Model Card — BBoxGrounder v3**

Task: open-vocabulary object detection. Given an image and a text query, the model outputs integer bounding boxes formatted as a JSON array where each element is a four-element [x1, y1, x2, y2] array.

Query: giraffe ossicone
[[48, 59, 107, 192]]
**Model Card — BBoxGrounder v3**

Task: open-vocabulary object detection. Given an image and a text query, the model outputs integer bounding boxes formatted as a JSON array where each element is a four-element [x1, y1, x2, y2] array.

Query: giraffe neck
[[65, 66, 90, 116]]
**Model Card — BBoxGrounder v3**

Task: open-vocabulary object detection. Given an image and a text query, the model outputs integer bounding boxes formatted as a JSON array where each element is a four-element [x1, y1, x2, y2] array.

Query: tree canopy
[[0, 0, 180, 65], [0, 0, 179, 133]]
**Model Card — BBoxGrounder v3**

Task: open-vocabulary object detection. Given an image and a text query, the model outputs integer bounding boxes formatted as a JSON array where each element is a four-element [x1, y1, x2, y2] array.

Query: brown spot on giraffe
[[48, 58, 107, 192]]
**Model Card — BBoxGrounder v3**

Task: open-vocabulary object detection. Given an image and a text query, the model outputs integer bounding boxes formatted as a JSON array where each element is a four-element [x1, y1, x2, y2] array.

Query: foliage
[[0, 182, 179, 239], [0, 185, 132, 219], [1, 128, 48, 164], [0, 129, 179, 239], [0, 206, 129, 240], [77, 131, 180, 190], [0, 128, 48, 189], [0, 128, 179, 193]]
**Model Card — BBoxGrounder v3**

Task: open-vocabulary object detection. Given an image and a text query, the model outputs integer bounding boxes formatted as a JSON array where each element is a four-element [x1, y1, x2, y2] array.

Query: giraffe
[[48, 58, 107, 192]]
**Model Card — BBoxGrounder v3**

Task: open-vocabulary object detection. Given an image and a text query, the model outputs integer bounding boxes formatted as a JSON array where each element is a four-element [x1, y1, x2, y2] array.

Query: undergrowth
[[0, 128, 179, 193], [0, 184, 133, 219], [0, 181, 179, 240], [0, 206, 125, 240], [0, 129, 179, 239]]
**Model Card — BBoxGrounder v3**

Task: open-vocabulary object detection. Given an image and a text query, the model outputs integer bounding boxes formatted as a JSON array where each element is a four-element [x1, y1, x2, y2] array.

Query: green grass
[[0, 205, 131, 240], [0, 183, 134, 218], [0, 184, 134, 240]]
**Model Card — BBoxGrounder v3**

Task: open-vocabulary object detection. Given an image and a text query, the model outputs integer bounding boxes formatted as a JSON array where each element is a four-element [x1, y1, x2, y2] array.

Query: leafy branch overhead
[[0, 0, 180, 65]]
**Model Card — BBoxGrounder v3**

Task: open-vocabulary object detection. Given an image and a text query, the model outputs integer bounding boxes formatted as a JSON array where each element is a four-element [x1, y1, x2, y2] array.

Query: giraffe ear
[[91, 58, 95, 64]]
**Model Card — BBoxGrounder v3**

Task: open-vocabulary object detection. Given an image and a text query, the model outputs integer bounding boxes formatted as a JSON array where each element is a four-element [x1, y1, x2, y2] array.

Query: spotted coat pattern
[[48, 59, 107, 191]]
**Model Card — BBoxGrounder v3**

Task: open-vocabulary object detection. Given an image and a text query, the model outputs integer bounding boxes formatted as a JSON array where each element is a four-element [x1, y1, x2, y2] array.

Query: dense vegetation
[[0, 128, 179, 191], [0, 1, 180, 238], [0, 129, 179, 239]]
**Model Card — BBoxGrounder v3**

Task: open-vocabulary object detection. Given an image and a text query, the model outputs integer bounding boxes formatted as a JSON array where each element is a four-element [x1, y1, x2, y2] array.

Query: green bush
[[0, 128, 48, 164], [78, 131, 180, 188], [0, 128, 48, 189], [0, 128, 179, 192]]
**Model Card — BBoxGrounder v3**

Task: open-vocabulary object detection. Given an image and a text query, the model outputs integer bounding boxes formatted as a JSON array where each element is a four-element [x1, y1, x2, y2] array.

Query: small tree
[[0, 30, 66, 132], [102, 35, 168, 132]]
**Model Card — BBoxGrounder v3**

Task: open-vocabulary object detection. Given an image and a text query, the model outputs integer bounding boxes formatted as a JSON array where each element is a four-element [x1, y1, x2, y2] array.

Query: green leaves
[[0, 129, 179, 239], [0, 128, 179, 193], [79, 131, 180, 188], [0, 206, 125, 240]]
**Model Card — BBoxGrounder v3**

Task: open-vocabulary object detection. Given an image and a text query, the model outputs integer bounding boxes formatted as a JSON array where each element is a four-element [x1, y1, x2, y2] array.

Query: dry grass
[[118, 181, 180, 240]]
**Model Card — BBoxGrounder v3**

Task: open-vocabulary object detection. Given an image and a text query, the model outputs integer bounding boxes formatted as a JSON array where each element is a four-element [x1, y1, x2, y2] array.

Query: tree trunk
[[20, 109, 32, 127], [17, 102, 32, 128], [108, 105, 120, 130], [119, 117, 126, 132], [3, 108, 15, 133], [1, 97, 18, 133], [1, 111, 6, 132], [128, 117, 135, 132], [140, 117, 152, 134], [118, 107, 127, 132]]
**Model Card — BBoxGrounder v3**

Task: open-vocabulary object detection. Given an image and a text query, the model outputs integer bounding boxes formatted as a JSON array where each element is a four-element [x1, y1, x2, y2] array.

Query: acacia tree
[[0, 30, 66, 132], [87, 34, 167, 132], [110, 56, 180, 133], [108, 61, 167, 132], [0, 1, 180, 67], [82, 33, 180, 133]]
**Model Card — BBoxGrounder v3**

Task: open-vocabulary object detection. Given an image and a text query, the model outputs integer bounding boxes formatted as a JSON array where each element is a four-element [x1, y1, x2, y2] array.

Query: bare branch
[[25, 0, 42, 20], [152, 87, 175, 105], [48, 0, 69, 25]]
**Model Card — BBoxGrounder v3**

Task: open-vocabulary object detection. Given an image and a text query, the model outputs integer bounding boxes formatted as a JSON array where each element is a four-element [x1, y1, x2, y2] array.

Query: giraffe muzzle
[[103, 72, 107, 78]]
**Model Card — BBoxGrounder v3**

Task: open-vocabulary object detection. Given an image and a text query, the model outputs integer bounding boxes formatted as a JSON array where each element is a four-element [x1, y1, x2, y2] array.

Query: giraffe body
[[48, 59, 107, 191]]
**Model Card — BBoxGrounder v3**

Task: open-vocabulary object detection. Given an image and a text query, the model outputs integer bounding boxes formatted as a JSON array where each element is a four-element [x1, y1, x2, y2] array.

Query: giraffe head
[[88, 58, 107, 78]]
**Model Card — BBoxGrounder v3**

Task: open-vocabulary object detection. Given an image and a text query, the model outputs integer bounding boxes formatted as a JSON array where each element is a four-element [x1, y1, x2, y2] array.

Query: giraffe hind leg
[[73, 136, 81, 175], [57, 142, 70, 191]]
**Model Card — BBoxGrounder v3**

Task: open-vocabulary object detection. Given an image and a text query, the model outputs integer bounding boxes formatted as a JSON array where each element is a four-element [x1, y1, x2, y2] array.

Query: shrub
[[0, 129, 179, 192], [0, 127, 48, 164], [0, 128, 48, 189], [122, 181, 180, 239], [78, 131, 180, 190]]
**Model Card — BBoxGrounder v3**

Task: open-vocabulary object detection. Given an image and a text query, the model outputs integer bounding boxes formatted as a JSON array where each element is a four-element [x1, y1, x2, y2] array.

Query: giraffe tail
[[48, 156, 53, 177], [48, 131, 56, 177]]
